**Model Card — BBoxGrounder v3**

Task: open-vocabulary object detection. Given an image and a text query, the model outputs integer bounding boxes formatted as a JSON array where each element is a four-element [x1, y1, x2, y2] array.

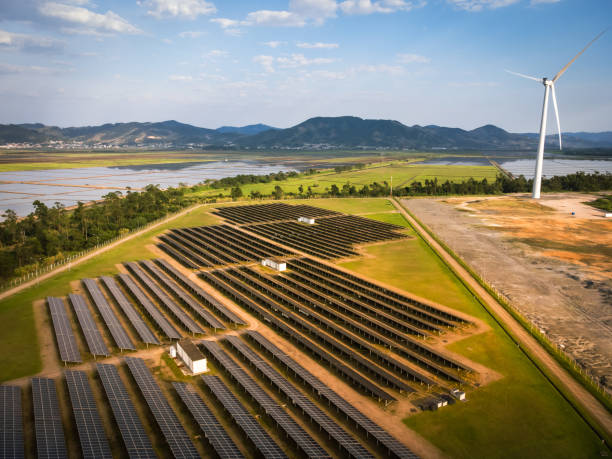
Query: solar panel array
[[96, 363, 156, 459], [64, 370, 112, 458], [47, 297, 82, 363], [125, 262, 204, 335], [172, 382, 243, 459], [32, 378, 67, 459], [69, 293, 110, 357], [222, 336, 374, 459], [125, 357, 199, 458], [82, 278, 136, 351], [0, 386, 24, 459], [154, 258, 247, 325], [201, 375, 287, 459], [100, 276, 159, 345], [246, 331, 419, 459], [140, 260, 225, 330], [199, 341, 329, 459], [118, 273, 181, 340]]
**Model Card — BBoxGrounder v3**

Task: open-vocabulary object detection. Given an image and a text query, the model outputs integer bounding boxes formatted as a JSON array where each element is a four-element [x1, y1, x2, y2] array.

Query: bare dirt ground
[[403, 193, 612, 396]]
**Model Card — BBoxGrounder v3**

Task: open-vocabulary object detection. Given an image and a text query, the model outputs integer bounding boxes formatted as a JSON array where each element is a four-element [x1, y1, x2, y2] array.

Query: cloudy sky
[[0, 0, 610, 132]]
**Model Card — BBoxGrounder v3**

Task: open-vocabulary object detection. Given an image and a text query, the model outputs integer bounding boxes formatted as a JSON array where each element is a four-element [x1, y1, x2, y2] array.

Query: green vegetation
[[586, 194, 612, 211], [0, 156, 212, 172], [340, 212, 605, 459]]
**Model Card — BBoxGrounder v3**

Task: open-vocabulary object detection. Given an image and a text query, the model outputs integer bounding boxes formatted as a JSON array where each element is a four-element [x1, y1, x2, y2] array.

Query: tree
[[230, 186, 243, 200], [273, 185, 284, 200]]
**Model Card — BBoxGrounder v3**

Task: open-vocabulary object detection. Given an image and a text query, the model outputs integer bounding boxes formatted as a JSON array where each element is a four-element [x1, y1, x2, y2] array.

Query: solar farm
[[1, 202, 487, 458]]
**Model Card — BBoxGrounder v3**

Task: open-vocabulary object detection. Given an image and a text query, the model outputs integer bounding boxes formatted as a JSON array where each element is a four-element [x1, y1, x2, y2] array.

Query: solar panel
[[198, 341, 329, 459], [139, 260, 225, 329], [96, 364, 156, 459], [47, 297, 82, 363], [155, 258, 247, 325], [82, 278, 136, 351], [124, 357, 199, 458], [100, 276, 159, 345], [118, 273, 182, 340], [222, 336, 374, 459], [201, 375, 287, 459], [172, 382, 243, 459], [246, 331, 419, 459], [125, 263, 204, 335], [0, 386, 24, 459], [64, 370, 112, 458], [69, 293, 110, 357], [32, 377, 67, 459]]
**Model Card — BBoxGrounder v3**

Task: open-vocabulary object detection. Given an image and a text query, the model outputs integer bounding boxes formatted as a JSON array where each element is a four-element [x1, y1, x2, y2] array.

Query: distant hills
[[1, 116, 611, 150]]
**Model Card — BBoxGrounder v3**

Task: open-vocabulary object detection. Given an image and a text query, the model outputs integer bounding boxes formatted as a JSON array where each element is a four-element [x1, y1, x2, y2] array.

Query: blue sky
[[0, 0, 610, 132]]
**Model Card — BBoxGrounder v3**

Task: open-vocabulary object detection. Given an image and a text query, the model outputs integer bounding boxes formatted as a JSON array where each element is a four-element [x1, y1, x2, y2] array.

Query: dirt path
[[393, 198, 612, 439], [0, 203, 202, 302]]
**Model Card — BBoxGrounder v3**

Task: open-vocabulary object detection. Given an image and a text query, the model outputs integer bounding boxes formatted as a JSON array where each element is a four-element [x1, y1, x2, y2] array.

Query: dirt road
[[393, 198, 612, 440], [0, 204, 202, 302]]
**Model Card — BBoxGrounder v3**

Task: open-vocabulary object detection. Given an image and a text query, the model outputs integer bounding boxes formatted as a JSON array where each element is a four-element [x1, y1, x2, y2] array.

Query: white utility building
[[451, 389, 466, 401], [298, 216, 316, 225], [176, 339, 207, 374], [261, 258, 287, 272]]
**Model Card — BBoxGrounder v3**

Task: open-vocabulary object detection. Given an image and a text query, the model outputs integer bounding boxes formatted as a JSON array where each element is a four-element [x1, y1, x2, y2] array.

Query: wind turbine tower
[[507, 30, 606, 199]]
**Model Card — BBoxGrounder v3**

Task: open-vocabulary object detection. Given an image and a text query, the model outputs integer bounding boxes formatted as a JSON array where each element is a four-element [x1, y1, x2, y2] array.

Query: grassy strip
[[395, 198, 612, 447]]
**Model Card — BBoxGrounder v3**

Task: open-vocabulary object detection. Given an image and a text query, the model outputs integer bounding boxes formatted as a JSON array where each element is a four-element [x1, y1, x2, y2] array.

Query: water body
[[0, 160, 294, 217]]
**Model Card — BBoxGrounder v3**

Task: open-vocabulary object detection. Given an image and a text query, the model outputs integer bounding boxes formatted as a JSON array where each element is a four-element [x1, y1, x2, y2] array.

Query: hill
[[216, 123, 278, 135]]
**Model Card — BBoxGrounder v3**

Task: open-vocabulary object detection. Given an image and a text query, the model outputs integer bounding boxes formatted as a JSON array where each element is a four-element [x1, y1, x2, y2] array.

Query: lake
[[0, 160, 294, 217]]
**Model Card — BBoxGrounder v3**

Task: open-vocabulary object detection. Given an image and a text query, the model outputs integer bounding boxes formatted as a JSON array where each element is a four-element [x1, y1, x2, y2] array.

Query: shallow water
[[0, 160, 293, 217]]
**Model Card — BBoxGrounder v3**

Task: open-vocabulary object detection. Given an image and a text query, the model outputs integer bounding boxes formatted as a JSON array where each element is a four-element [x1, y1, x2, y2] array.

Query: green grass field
[[192, 161, 499, 198], [340, 213, 604, 458]]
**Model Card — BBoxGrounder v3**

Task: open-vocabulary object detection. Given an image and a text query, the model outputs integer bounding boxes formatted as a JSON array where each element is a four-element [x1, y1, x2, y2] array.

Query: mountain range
[[1, 117, 611, 150]]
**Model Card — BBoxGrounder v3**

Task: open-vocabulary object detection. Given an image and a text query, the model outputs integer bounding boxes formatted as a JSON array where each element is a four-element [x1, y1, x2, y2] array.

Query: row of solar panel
[[47, 265, 246, 362]]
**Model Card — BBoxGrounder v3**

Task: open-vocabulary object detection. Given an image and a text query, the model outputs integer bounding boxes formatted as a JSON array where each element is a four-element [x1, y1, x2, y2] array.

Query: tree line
[[0, 185, 194, 282]]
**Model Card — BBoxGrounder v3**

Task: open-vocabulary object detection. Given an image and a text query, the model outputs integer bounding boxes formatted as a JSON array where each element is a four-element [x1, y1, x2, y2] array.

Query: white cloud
[[397, 53, 430, 64], [142, 0, 216, 19], [38, 2, 142, 34], [289, 0, 338, 24], [447, 0, 519, 11], [356, 63, 405, 75], [253, 55, 276, 73], [246, 10, 306, 27], [530, 0, 560, 4], [297, 41, 339, 49], [340, 0, 421, 14], [0, 29, 65, 53], [179, 30, 204, 38], [0, 63, 61, 75], [209, 17, 245, 35], [262, 41, 286, 48], [205, 49, 228, 58], [277, 53, 336, 67], [169, 74, 193, 81]]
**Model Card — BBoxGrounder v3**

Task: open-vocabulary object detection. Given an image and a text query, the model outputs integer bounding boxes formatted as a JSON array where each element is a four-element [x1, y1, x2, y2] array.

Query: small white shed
[[298, 216, 316, 225], [261, 258, 287, 271], [451, 389, 466, 401], [176, 339, 207, 374]]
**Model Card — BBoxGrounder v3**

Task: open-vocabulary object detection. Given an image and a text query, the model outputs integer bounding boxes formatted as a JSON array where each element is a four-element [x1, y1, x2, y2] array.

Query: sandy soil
[[403, 193, 612, 396]]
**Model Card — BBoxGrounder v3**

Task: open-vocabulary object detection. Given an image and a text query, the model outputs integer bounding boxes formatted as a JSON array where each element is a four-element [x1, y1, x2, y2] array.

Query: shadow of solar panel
[[198, 341, 329, 459], [154, 258, 247, 325], [124, 357, 199, 459], [221, 336, 374, 459], [212, 203, 340, 224], [82, 278, 136, 351], [32, 378, 67, 459], [246, 331, 419, 459], [100, 276, 159, 345], [0, 386, 24, 459], [64, 370, 112, 458], [200, 375, 287, 459], [47, 297, 82, 363], [125, 262, 204, 335], [69, 293, 109, 357], [118, 273, 181, 340], [172, 382, 243, 459], [96, 363, 156, 459], [139, 260, 225, 330]]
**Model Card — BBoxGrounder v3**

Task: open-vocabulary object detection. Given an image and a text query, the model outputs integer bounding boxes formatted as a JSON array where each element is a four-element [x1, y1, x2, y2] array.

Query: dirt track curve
[[393, 198, 612, 440]]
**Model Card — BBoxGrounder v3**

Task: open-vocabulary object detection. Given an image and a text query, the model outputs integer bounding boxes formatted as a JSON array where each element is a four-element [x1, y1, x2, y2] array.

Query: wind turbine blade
[[550, 83, 562, 150], [505, 69, 541, 82], [552, 29, 608, 82]]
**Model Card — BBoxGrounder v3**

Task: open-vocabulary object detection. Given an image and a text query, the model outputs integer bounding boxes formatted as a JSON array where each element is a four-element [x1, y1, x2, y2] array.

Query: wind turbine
[[506, 29, 607, 199]]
